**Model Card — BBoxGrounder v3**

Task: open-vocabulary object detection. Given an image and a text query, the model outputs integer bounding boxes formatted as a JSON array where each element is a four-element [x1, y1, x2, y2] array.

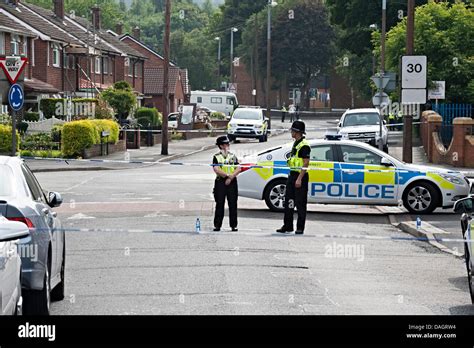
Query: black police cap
[[216, 135, 230, 146], [290, 120, 306, 134]]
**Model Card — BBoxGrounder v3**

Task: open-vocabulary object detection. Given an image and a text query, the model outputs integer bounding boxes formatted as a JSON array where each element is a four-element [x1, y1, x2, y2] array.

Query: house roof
[[120, 34, 175, 66], [24, 78, 59, 93], [0, 11, 37, 37], [23, 2, 119, 55], [144, 67, 181, 95], [0, 2, 82, 45], [73, 17, 147, 59]]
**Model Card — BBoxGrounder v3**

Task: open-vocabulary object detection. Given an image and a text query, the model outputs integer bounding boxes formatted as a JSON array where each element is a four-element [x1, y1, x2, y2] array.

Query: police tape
[[21, 155, 472, 176], [119, 122, 422, 134], [28, 226, 473, 244]]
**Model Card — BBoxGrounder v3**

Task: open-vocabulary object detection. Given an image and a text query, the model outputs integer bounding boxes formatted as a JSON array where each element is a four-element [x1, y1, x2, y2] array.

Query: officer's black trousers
[[283, 172, 309, 232], [213, 179, 238, 229]]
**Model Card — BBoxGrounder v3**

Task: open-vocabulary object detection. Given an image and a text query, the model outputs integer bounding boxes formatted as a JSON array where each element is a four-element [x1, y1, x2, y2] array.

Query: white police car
[[238, 138, 471, 214]]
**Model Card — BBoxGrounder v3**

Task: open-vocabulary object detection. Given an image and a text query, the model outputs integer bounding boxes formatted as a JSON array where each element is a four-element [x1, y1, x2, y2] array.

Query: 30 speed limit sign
[[402, 55, 427, 89]]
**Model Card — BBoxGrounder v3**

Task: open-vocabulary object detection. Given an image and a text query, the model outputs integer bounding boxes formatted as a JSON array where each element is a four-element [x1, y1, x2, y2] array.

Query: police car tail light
[[240, 163, 256, 173]]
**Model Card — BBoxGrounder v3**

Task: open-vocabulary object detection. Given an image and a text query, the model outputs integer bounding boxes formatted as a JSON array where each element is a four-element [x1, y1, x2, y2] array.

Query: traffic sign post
[[8, 84, 24, 157], [1, 57, 28, 157]]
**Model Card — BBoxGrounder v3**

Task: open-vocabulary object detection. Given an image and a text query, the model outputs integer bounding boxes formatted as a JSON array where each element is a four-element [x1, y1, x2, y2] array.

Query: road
[[30, 118, 474, 315]]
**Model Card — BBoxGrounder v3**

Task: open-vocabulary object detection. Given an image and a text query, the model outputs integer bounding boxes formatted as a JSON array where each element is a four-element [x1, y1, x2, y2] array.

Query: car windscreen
[[232, 109, 262, 120], [343, 113, 381, 127], [0, 165, 14, 197]]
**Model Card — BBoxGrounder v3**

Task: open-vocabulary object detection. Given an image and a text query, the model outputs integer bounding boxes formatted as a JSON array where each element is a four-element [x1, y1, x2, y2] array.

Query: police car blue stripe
[[340, 164, 365, 184], [273, 161, 290, 175], [398, 171, 425, 185]]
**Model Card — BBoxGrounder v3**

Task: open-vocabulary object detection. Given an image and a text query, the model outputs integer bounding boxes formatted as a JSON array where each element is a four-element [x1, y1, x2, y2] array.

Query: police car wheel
[[464, 243, 474, 304], [403, 182, 439, 214], [264, 179, 287, 212]]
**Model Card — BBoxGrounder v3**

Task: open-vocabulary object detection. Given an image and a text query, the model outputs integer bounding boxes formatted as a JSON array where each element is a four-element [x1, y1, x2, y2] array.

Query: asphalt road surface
[[31, 118, 474, 315]]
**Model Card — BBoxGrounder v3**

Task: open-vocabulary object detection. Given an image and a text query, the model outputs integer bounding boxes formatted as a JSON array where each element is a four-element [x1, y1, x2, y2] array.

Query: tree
[[383, 1, 474, 103], [240, 0, 335, 109], [101, 81, 137, 121]]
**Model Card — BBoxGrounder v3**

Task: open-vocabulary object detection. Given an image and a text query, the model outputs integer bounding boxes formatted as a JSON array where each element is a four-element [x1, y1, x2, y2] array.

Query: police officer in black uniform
[[277, 121, 311, 235], [212, 136, 241, 232]]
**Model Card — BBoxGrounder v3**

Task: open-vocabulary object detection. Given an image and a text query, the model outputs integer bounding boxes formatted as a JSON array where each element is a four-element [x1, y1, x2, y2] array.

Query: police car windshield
[[0, 165, 13, 197], [343, 113, 380, 127], [233, 109, 262, 120]]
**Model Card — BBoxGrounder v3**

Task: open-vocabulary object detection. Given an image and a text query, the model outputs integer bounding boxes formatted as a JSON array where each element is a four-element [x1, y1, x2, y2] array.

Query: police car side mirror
[[338, 123, 342, 128], [380, 158, 393, 167], [454, 197, 474, 215]]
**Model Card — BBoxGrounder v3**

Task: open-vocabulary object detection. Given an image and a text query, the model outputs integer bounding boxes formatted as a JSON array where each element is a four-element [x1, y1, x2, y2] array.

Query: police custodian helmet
[[290, 120, 306, 134], [216, 135, 230, 146]]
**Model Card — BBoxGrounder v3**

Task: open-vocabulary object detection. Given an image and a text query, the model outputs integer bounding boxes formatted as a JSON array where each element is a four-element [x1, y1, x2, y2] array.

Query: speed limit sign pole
[[403, 0, 415, 163]]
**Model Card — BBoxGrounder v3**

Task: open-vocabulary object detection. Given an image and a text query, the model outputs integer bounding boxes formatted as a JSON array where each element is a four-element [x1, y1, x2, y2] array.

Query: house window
[[95, 57, 101, 74], [103, 57, 108, 74], [128, 61, 133, 77], [0, 33, 4, 55], [63, 54, 68, 69], [52, 43, 60, 67], [31, 39, 35, 66], [11, 34, 20, 56]]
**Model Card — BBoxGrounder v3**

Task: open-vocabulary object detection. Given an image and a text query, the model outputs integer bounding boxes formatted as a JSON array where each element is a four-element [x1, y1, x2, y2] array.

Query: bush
[[210, 111, 226, 120], [94, 95, 115, 119], [17, 122, 28, 135], [136, 107, 162, 128], [21, 133, 58, 151], [20, 150, 62, 158], [0, 113, 11, 125], [61, 119, 120, 158], [51, 124, 63, 143], [0, 125, 20, 154], [24, 112, 40, 122]]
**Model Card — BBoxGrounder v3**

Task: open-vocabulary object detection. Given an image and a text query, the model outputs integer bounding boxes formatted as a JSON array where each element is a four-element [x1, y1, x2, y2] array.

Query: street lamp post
[[266, 0, 277, 121], [378, 0, 387, 151], [215, 37, 221, 88], [230, 27, 238, 84]]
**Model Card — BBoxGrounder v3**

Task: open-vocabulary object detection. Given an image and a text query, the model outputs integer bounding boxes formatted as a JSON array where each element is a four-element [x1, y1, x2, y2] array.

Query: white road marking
[[67, 213, 96, 220]]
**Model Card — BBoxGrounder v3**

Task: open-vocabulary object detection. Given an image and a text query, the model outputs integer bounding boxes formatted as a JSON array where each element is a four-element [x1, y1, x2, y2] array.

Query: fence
[[432, 103, 473, 147], [26, 117, 66, 134]]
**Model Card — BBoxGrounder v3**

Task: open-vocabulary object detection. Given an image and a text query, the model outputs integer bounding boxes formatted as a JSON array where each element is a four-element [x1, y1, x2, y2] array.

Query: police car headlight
[[440, 174, 464, 185]]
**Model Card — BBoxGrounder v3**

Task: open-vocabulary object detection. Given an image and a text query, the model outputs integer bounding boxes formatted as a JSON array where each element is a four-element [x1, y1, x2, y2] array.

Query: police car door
[[337, 144, 398, 205], [307, 144, 342, 203]]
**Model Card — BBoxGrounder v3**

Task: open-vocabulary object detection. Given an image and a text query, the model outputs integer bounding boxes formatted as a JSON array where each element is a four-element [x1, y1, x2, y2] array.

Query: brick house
[[118, 32, 190, 114], [0, 0, 147, 114]]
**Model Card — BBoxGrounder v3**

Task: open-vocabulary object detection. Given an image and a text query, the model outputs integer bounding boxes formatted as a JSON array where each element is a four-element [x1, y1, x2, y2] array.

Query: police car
[[238, 138, 472, 214]]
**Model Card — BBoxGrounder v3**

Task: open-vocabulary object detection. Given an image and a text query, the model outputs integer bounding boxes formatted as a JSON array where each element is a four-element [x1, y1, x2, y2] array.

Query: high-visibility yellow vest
[[389, 113, 395, 120], [287, 138, 310, 172], [214, 152, 238, 178]]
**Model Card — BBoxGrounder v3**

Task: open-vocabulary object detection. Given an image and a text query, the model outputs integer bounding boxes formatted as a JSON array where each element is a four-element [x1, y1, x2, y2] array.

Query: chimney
[[53, 0, 64, 19], [132, 26, 141, 40], [91, 5, 101, 30], [116, 22, 124, 36]]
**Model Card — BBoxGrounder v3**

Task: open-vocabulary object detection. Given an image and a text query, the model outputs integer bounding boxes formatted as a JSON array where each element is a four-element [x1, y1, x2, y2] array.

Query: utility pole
[[266, 0, 273, 121], [253, 16, 259, 106], [161, 0, 171, 156], [403, 0, 415, 163], [378, 0, 387, 151], [230, 27, 238, 84], [215, 37, 221, 89]]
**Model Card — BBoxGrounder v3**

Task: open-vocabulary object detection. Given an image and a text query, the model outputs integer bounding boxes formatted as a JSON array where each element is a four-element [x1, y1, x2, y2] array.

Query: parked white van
[[190, 91, 239, 116]]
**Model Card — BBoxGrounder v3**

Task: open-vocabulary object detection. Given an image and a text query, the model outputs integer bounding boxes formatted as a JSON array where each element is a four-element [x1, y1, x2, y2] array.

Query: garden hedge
[[0, 125, 20, 154], [62, 119, 120, 157], [136, 107, 162, 128]]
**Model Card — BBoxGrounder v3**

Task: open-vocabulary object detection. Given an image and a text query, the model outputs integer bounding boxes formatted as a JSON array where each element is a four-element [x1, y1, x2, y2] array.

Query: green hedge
[[0, 125, 20, 154], [20, 150, 62, 158], [136, 107, 162, 128], [62, 119, 120, 157]]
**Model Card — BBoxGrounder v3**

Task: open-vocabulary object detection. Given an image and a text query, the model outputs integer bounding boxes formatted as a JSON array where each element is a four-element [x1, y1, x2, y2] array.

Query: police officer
[[277, 121, 311, 235], [212, 136, 241, 232]]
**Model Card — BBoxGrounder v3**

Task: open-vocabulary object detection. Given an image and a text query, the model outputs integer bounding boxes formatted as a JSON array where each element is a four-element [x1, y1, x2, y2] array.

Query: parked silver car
[[0, 217, 30, 315], [0, 156, 65, 315]]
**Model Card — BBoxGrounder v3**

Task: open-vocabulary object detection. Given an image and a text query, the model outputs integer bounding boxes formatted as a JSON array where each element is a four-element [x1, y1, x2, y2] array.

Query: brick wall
[[121, 36, 164, 69]]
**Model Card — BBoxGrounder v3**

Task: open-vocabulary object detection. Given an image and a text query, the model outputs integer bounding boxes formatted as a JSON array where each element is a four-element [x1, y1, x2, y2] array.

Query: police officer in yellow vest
[[277, 121, 311, 235], [213, 136, 241, 232]]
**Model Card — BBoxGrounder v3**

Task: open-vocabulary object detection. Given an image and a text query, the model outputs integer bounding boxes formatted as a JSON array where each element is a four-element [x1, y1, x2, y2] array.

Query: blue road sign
[[8, 84, 24, 111]]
